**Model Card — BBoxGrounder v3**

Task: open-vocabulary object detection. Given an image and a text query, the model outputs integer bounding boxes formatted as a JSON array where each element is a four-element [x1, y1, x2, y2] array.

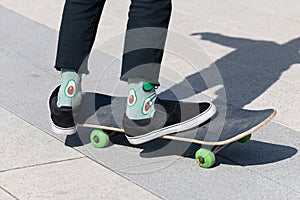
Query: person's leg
[[49, 0, 106, 134], [121, 0, 172, 120], [55, 0, 106, 108], [120, 0, 172, 85], [120, 0, 217, 145], [55, 0, 106, 73]]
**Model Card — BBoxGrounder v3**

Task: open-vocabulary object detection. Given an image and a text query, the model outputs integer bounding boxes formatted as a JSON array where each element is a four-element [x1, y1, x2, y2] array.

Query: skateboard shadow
[[138, 139, 297, 167], [65, 127, 297, 167], [215, 141, 298, 166]]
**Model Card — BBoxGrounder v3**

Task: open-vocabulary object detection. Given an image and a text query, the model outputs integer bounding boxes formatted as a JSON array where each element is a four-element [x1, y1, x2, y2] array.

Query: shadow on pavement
[[65, 128, 297, 167], [161, 33, 300, 107]]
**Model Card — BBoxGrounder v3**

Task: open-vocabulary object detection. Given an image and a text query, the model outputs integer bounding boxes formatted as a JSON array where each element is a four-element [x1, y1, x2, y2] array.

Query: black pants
[[54, 0, 172, 85]]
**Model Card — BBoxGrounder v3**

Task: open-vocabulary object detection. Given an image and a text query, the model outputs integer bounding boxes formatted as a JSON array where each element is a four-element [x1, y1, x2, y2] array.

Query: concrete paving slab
[[220, 121, 300, 193], [279, 63, 300, 86], [93, 15, 126, 53], [101, 0, 130, 23], [169, 10, 241, 60], [225, 0, 300, 21], [172, 0, 300, 43], [0, 188, 16, 200], [0, 106, 84, 172], [173, 0, 250, 27], [0, 48, 60, 134], [0, 0, 127, 57], [0, 5, 125, 93], [67, 120, 300, 199], [73, 136, 186, 174], [245, 80, 300, 131], [169, 9, 300, 67], [0, 0, 64, 30], [224, 9, 300, 43], [161, 38, 299, 130], [0, 6, 58, 76], [0, 158, 160, 200], [121, 156, 300, 199], [0, 0, 129, 31]]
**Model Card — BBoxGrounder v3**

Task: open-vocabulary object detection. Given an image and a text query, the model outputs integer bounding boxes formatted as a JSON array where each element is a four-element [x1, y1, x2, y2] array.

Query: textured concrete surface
[[0, 104, 160, 199], [0, 158, 160, 200], [0, 107, 83, 171], [1, 0, 300, 199], [0, 187, 16, 200]]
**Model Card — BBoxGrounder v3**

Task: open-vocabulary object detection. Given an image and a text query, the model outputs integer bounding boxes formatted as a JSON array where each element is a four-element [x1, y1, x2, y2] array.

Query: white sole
[[51, 123, 76, 135], [126, 102, 217, 145]]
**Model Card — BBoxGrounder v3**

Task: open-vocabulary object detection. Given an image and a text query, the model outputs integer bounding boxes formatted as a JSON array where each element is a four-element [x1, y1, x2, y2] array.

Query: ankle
[[126, 80, 157, 120], [57, 69, 82, 108]]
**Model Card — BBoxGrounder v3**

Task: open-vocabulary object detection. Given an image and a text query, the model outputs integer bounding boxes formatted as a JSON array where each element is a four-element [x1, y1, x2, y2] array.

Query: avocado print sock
[[126, 79, 157, 120], [57, 69, 82, 108]]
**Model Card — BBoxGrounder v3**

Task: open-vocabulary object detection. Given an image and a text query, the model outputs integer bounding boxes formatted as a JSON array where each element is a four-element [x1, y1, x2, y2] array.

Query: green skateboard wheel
[[238, 134, 252, 143], [195, 148, 215, 168], [90, 130, 110, 148]]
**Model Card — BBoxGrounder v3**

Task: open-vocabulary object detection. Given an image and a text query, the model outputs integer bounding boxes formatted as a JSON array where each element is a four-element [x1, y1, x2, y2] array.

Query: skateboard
[[75, 92, 276, 168]]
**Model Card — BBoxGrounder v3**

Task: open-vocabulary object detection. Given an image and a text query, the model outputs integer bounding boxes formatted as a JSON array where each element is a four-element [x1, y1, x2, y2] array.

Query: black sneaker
[[48, 86, 76, 135], [123, 98, 217, 145]]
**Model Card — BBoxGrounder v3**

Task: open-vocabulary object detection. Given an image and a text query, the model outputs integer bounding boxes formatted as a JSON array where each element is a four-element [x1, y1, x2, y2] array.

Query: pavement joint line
[[217, 154, 300, 195], [83, 153, 164, 200], [0, 47, 59, 79], [0, 5, 57, 32], [0, 185, 19, 200], [0, 105, 163, 199], [272, 119, 300, 133], [246, 166, 300, 195], [0, 104, 68, 149], [0, 157, 86, 174]]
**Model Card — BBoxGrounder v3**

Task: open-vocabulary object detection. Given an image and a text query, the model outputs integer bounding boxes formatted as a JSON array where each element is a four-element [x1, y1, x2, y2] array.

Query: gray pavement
[[0, 0, 300, 199]]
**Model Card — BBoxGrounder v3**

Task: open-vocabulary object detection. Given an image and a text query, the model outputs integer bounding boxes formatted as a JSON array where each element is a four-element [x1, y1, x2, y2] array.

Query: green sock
[[57, 69, 82, 108], [126, 79, 157, 120]]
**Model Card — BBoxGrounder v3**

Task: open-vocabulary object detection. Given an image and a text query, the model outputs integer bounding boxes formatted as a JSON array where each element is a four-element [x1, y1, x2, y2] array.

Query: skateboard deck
[[75, 92, 276, 168]]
